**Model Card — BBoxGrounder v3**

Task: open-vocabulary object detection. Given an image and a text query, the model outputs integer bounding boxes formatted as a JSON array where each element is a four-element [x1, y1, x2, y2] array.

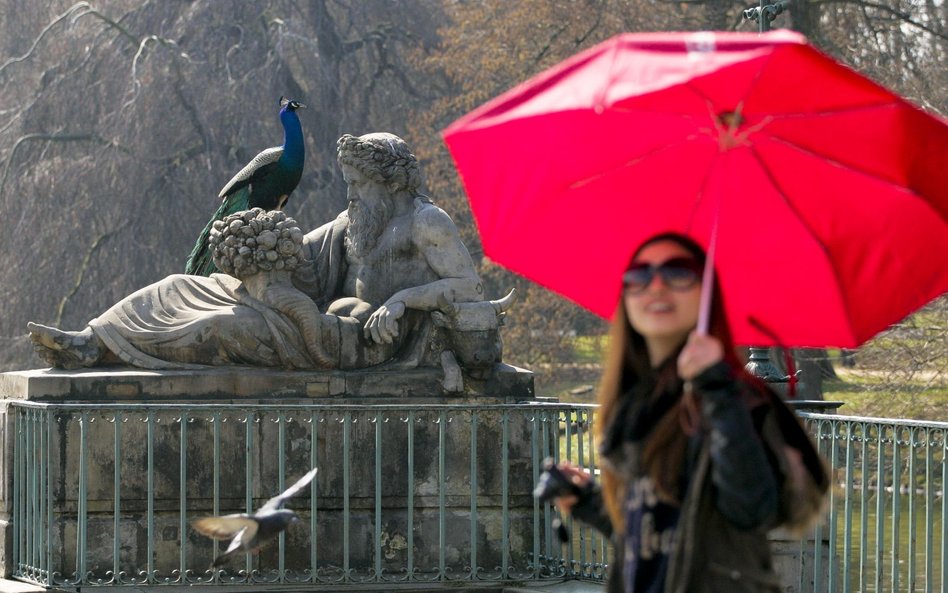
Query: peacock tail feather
[[185, 187, 251, 276]]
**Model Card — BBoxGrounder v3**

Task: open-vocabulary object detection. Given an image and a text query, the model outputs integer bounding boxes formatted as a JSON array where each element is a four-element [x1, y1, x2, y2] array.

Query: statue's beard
[[346, 198, 393, 259]]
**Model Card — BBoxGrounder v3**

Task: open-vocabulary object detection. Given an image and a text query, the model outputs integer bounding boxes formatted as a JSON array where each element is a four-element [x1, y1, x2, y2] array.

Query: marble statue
[[28, 133, 514, 388]]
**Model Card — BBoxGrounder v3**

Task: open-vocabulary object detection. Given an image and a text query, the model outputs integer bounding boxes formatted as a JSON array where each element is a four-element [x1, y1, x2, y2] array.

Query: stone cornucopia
[[211, 208, 333, 369]]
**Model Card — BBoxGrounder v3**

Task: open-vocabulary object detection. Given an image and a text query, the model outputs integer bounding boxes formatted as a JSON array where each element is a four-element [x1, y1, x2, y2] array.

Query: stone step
[[0, 579, 51, 593], [503, 580, 606, 593], [0, 576, 607, 593]]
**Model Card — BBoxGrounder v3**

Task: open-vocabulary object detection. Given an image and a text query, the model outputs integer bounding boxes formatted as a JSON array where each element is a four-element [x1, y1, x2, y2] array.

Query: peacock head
[[279, 96, 305, 112]]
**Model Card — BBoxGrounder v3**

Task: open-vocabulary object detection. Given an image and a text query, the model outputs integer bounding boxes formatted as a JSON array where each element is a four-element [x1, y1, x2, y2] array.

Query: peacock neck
[[280, 110, 304, 168]]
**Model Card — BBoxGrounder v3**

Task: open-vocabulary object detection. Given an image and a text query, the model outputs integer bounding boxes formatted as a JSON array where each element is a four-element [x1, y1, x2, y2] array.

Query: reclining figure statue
[[28, 133, 515, 387]]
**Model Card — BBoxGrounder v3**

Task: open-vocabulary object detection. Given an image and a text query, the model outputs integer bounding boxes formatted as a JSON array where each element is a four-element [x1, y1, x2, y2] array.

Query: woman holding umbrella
[[447, 30, 945, 589], [552, 233, 828, 593]]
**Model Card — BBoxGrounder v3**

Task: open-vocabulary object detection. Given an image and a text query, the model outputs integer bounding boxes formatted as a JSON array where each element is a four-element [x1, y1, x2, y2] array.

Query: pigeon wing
[[218, 147, 283, 199], [191, 515, 257, 541], [223, 524, 257, 555], [259, 467, 318, 512]]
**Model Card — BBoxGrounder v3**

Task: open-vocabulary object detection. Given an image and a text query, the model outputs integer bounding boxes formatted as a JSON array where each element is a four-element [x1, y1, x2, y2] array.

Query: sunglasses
[[622, 257, 702, 294]]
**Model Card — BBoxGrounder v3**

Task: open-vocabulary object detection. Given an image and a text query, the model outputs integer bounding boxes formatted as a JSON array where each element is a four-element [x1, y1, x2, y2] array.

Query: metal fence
[[8, 402, 947, 592], [803, 414, 947, 593], [9, 401, 604, 588]]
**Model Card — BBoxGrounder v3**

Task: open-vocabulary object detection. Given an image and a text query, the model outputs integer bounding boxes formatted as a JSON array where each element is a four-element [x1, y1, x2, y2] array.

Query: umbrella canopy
[[443, 30, 948, 348]]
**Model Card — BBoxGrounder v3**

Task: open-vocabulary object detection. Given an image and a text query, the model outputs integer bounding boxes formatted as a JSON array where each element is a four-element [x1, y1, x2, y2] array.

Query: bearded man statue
[[28, 133, 484, 372]]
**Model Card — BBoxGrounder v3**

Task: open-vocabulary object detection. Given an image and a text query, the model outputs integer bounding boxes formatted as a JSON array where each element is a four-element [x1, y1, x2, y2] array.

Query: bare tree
[[0, 0, 446, 370], [404, 0, 946, 394], [1, 0, 943, 397]]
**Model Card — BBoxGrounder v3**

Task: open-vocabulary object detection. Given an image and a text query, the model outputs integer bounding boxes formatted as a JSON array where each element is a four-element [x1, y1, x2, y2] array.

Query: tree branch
[[809, 0, 948, 41], [55, 231, 115, 326], [0, 133, 111, 201], [533, 23, 570, 66], [74, 2, 141, 46], [0, 2, 91, 78]]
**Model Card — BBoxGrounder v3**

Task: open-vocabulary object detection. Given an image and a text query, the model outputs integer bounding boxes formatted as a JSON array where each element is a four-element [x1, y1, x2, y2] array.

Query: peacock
[[186, 96, 306, 276]]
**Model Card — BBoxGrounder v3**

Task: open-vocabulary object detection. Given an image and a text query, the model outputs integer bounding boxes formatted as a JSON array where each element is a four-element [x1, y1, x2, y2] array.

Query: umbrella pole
[[696, 212, 718, 336], [683, 215, 717, 435]]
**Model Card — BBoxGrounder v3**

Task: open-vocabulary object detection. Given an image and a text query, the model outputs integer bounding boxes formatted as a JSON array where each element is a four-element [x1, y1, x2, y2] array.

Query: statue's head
[[336, 133, 421, 194]]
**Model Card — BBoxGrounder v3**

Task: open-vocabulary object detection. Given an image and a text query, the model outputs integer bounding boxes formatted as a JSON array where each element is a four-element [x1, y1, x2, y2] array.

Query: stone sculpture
[[429, 290, 516, 392], [27, 133, 516, 389], [210, 207, 334, 369]]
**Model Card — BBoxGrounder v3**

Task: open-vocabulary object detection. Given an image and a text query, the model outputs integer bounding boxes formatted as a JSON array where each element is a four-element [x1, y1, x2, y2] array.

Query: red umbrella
[[443, 30, 948, 348]]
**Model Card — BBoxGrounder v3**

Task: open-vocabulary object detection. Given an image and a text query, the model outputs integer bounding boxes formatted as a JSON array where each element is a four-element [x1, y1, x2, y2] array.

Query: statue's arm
[[363, 205, 481, 345], [385, 205, 482, 310], [292, 213, 349, 302]]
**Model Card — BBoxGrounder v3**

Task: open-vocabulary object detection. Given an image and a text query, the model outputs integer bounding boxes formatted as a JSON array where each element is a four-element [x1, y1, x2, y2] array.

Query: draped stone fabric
[[89, 215, 351, 370]]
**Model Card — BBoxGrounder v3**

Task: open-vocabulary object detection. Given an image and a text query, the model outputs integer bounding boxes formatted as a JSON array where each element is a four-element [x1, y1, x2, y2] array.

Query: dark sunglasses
[[622, 257, 702, 294]]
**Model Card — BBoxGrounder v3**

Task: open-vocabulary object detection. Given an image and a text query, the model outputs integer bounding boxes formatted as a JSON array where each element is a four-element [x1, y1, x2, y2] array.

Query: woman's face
[[623, 240, 702, 352]]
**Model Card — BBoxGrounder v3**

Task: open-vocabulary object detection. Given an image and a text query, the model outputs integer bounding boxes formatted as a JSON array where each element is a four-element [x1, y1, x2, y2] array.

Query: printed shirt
[[623, 475, 680, 593]]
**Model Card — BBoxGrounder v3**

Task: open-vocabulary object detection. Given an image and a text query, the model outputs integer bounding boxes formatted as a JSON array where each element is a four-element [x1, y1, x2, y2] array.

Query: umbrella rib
[[684, 152, 720, 236], [763, 100, 899, 120], [738, 50, 774, 112], [749, 146, 858, 343], [765, 134, 925, 199], [568, 133, 703, 190], [682, 81, 713, 107], [593, 35, 623, 112], [680, 48, 774, 122]]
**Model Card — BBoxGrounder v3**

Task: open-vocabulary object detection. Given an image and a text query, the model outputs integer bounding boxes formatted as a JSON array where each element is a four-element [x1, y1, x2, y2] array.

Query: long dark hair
[[594, 233, 745, 530]]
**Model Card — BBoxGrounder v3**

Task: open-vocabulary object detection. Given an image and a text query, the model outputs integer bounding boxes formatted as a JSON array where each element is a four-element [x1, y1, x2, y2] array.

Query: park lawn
[[570, 335, 608, 364], [827, 385, 948, 422], [548, 336, 947, 422]]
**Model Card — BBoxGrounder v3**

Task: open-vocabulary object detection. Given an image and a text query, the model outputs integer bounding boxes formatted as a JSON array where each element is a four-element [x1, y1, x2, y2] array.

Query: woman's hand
[[677, 330, 724, 381], [551, 462, 592, 516]]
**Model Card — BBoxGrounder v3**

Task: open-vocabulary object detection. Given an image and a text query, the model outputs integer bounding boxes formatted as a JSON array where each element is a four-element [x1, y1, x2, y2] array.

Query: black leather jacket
[[571, 362, 827, 593]]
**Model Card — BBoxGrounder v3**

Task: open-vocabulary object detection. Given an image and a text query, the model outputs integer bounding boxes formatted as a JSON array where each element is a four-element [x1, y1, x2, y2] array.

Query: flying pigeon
[[191, 466, 318, 567]]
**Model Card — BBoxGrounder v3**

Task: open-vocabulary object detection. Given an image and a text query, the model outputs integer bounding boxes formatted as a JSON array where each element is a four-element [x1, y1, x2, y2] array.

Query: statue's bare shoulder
[[412, 199, 454, 230], [410, 199, 477, 279]]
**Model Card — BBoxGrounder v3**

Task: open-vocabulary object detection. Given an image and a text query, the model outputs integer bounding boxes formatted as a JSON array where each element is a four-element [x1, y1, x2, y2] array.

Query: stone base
[[0, 578, 47, 592], [0, 362, 534, 402], [0, 363, 541, 583], [771, 534, 833, 593]]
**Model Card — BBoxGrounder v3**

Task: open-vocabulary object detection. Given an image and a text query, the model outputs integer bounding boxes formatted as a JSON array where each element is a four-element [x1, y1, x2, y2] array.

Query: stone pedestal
[[787, 400, 845, 414], [0, 364, 541, 586], [771, 529, 833, 593], [0, 363, 534, 403]]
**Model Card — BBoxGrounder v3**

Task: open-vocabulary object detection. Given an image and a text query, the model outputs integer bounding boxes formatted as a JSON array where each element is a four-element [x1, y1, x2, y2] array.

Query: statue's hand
[[364, 301, 406, 344]]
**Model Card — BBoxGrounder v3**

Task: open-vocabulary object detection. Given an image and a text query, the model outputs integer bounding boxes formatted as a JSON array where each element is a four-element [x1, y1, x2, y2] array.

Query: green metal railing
[[10, 402, 604, 588], [9, 402, 946, 592], [802, 414, 947, 593]]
